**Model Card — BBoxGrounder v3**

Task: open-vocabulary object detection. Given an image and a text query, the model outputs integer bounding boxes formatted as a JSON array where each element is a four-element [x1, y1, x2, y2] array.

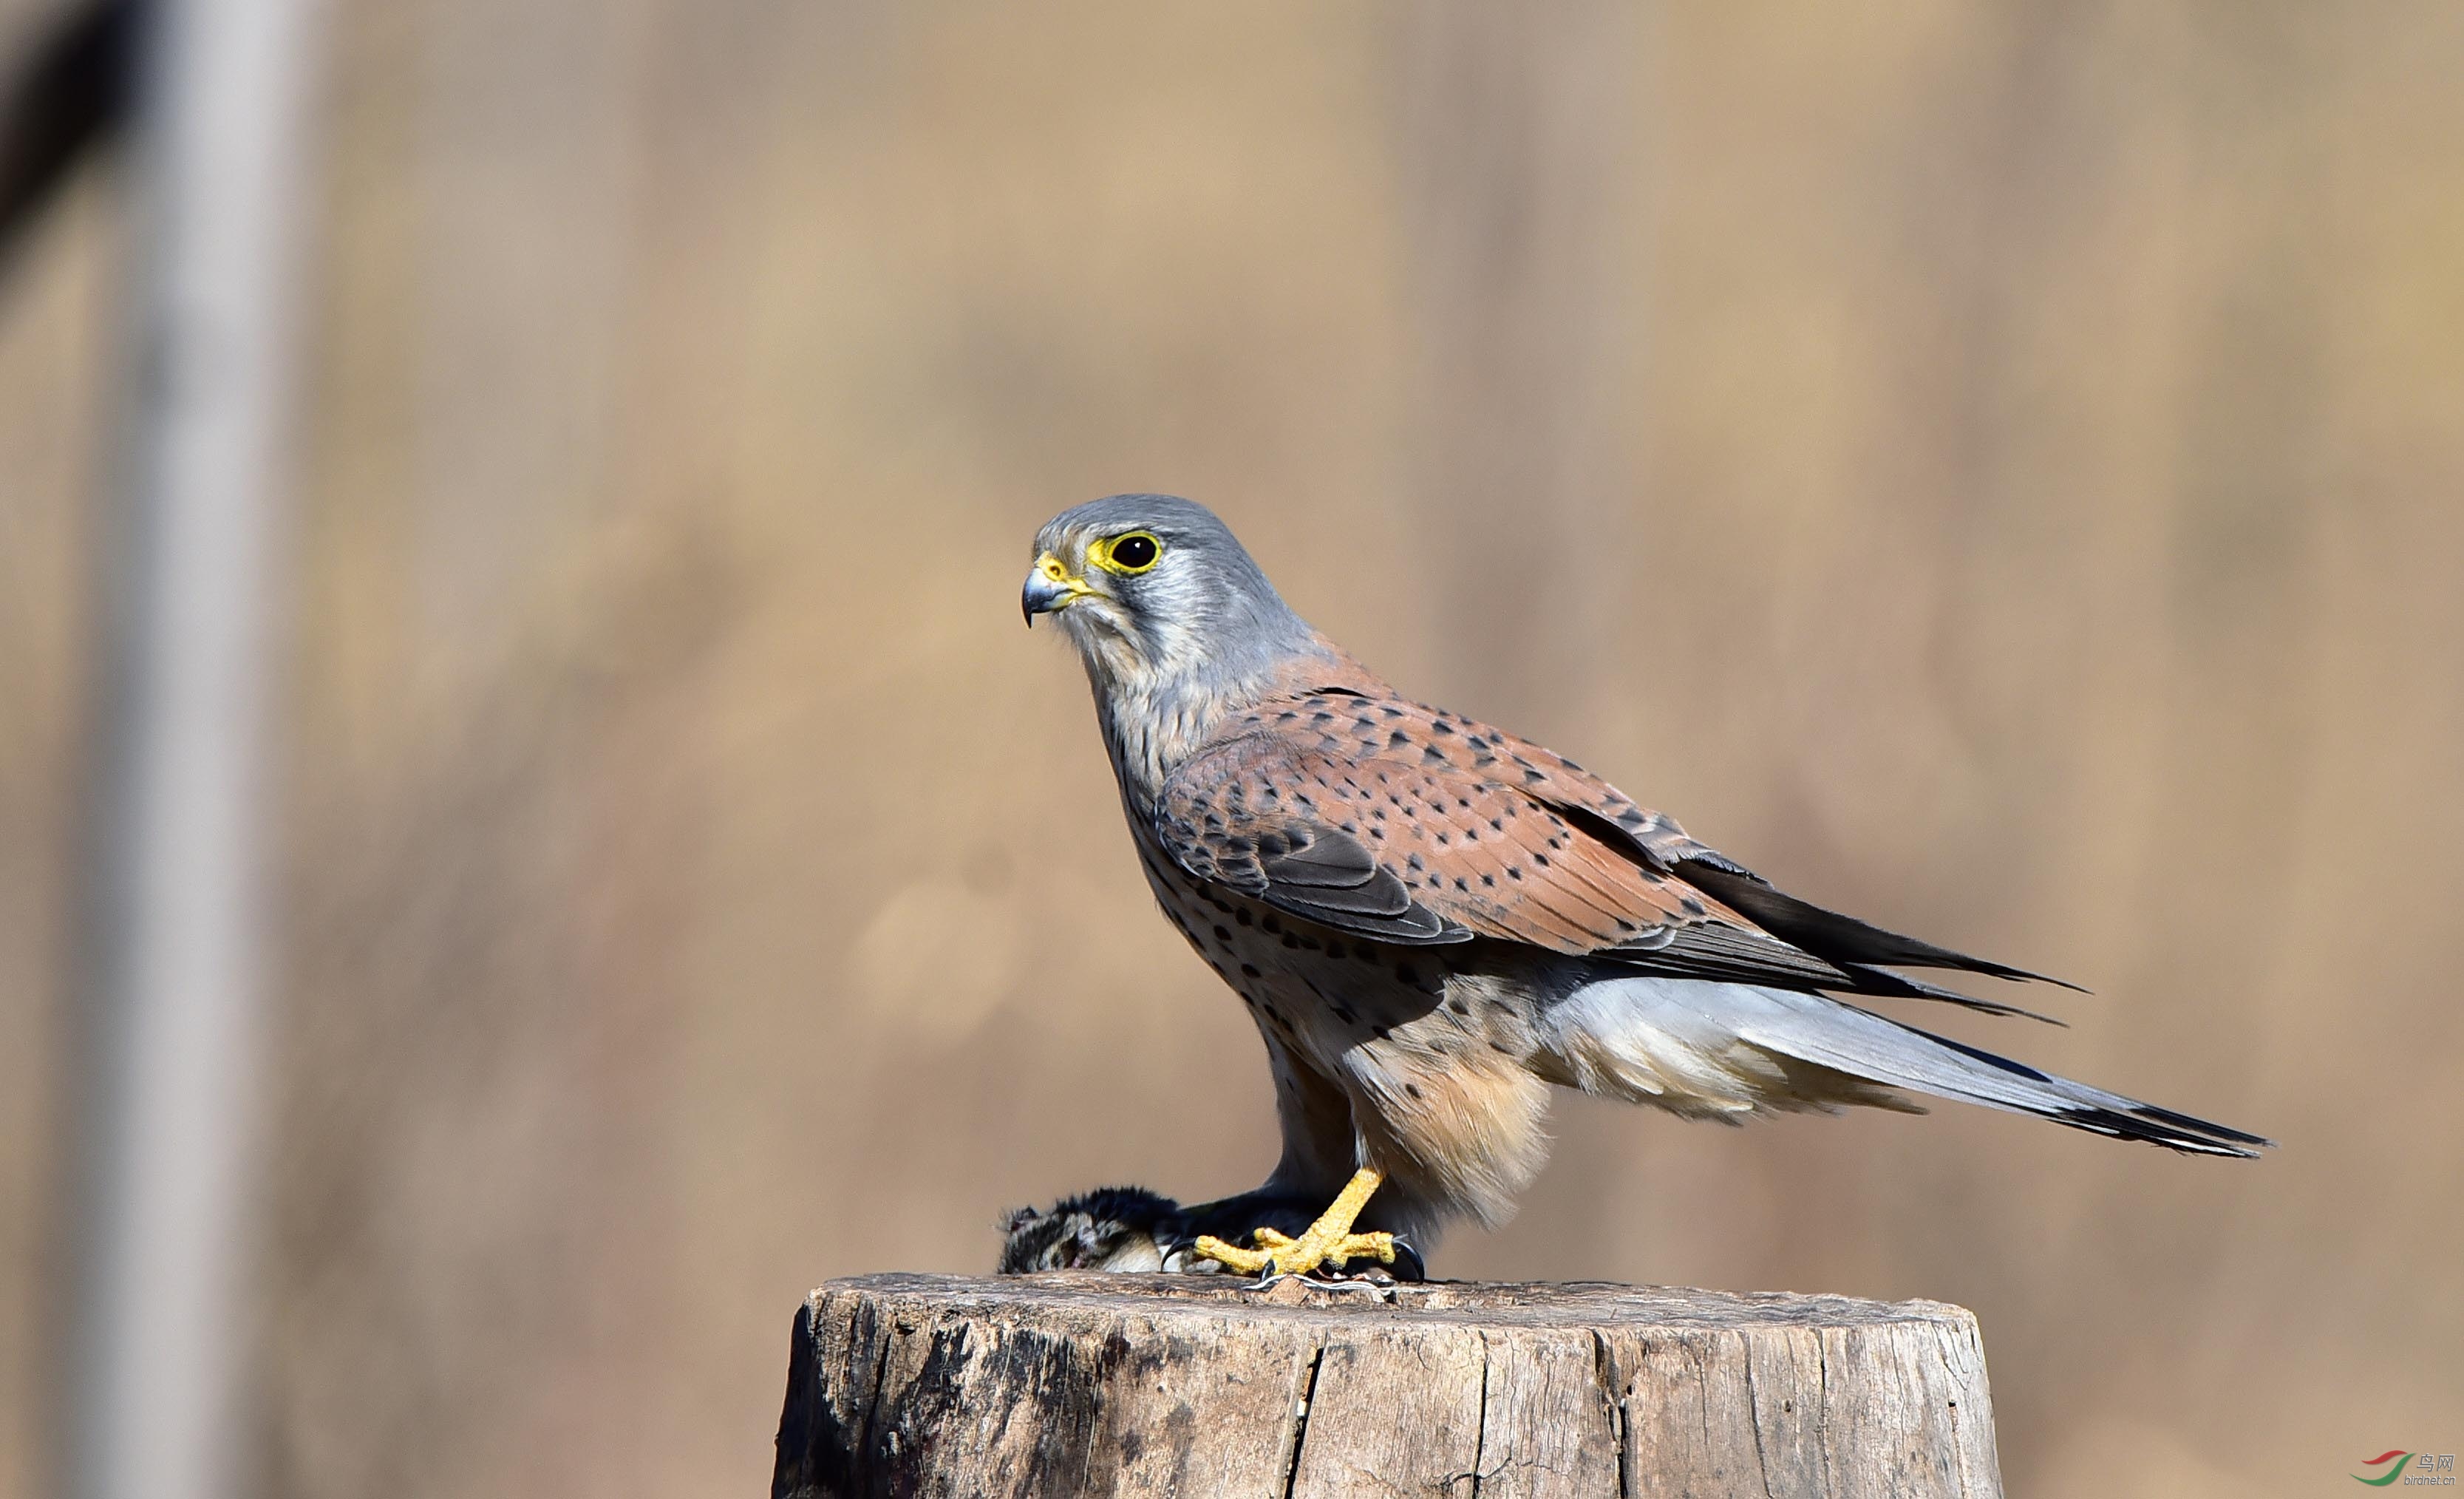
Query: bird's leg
[[1193, 1167, 1397, 1277]]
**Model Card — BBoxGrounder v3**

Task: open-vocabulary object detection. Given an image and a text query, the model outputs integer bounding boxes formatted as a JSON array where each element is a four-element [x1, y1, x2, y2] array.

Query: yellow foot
[[1194, 1227, 1396, 1276], [1194, 1168, 1398, 1277]]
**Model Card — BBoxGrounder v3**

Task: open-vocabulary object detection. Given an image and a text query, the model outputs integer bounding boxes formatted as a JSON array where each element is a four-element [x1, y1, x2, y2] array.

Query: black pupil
[[1112, 534, 1156, 568]]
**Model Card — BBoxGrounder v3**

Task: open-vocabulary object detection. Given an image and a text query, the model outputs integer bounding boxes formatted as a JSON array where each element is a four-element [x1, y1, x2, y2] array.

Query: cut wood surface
[[773, 1272, 2001, 1498]]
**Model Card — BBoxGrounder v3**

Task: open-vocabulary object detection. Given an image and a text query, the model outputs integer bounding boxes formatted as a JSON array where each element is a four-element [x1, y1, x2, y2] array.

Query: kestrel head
[[1024, 494, 1327, 703]]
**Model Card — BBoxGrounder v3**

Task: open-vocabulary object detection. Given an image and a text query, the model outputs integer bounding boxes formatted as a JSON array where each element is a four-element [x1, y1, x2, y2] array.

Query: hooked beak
[[1023, 551, 1096, 626]]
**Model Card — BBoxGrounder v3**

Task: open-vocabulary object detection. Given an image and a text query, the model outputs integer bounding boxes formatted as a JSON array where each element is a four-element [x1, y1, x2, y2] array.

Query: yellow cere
[[1089, 531, 1163, 576]]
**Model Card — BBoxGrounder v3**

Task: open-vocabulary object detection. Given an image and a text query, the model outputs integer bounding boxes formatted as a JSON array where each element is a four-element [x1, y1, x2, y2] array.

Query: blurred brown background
[[4, 1, 2460, 1495]]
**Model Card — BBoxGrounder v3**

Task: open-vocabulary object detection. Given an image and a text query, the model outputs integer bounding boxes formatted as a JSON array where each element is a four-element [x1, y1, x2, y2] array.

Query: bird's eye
[[1094, 531, 1162, 574]]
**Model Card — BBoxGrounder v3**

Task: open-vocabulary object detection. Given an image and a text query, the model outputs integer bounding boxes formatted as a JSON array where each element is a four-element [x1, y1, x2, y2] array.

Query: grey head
[[1024, 494, 1336, 790]]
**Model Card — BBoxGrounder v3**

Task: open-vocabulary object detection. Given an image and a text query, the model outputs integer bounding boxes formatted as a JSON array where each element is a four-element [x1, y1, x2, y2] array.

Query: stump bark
[[772, 1272, 2002, 1498]]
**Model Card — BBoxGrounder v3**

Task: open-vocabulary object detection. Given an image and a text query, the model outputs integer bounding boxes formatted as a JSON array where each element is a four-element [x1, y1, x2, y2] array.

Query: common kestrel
[[1021, 494, 2267, 1278]]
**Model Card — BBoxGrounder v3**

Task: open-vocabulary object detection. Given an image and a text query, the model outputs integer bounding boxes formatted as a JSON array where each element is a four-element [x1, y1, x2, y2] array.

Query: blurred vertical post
[[72, 1, 318, 1497], [1392, 0, 1648, 731]]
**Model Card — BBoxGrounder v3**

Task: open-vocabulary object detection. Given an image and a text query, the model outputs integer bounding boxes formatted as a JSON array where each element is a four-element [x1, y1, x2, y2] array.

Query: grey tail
[[1737, 994, 2273, 1158]]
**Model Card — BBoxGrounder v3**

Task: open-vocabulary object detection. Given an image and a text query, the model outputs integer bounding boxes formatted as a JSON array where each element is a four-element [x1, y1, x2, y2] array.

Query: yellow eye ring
[[1089, 531, 1163, 575]]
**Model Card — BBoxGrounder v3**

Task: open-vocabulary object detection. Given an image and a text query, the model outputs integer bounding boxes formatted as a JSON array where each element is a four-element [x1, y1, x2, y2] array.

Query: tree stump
[[772, 1272, 2002, 1498]]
